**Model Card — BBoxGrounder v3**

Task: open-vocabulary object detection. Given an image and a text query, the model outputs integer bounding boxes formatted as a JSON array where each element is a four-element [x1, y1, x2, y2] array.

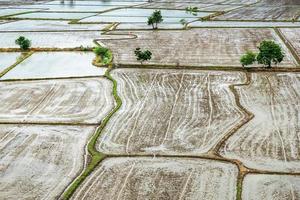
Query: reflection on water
[[60, 0, 74, 7]]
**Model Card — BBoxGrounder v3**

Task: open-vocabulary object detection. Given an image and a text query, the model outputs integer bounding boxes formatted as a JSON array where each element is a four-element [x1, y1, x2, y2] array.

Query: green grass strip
[[61, 67, 122, 200], [0, 52, 33, 78]]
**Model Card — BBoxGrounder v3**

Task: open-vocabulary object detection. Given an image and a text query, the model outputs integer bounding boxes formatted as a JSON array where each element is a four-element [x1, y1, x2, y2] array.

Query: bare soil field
[[221, 73, 300, 172], [1, 0, 300, 199], [100, 28, 297, 67], [189, 21, 300, 28], [0, 78, 114, 124], [151, 0, 258, 5], [98, 68, 246, 155], [215, 5, 300, 21], [72, 157, 238, 200], [0, 125, 96, 199], [243, 174, 300, 200], [279, 28, 300, 60]]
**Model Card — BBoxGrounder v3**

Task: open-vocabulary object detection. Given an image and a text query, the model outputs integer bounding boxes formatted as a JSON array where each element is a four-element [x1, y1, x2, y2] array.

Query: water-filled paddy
[[1, 52, 106, 79]]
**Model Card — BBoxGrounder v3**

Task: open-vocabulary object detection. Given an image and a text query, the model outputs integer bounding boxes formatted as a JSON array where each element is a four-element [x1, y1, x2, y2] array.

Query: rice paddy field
[[0, 0, 300, 199]]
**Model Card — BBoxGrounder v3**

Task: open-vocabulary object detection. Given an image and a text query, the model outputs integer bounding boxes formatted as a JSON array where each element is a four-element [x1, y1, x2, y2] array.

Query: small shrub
[[15, 36, 31, 50], [180, 19, 188, 26], [240, 51, 257, 67], [93, 46, 109, 58], [185, 6, 199, 16], [134, 48, 152, 64]]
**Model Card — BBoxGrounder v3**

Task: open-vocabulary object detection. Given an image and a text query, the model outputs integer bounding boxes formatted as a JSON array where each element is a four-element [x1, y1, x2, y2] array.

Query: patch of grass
[[236, 175, 244, 200], [92, 49, 113, 67], [61, 67, 122, 200]]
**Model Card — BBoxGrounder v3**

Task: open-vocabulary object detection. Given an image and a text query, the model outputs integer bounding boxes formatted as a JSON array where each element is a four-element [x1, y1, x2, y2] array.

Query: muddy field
[[189, 20, 300, 28], [72, 157, 238, 200], [100, 28, 297, 67], [0, 125, 96, 199], [215, 5, 300, 21], [243, 174, 300, 200], [221, 73, 300, 172], [98, 68, 246, 155], [0, 78, 114, 124], [279, 28, 300, 60], [1, 0, 300, 199]]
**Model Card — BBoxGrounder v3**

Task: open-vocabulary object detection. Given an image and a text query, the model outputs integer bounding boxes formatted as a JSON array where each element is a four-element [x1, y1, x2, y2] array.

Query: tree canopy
[[257, 40, 284, 68], [147, 10, 163, 29], [134, 48, 152, 64]]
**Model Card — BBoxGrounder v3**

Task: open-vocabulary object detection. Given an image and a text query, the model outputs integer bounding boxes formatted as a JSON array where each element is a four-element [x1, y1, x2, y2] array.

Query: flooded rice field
[[0, 0, 299, 199]]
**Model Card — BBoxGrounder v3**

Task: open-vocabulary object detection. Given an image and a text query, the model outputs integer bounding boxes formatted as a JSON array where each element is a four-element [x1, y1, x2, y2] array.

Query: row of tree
[[240, 40, 284, 68], [134, 40, 285, 67]]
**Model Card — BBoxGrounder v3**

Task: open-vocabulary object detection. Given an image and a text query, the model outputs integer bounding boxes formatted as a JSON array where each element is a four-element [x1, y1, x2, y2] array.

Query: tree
[[134, 48, 152, 64], [147, 10, 163, 29], [240, 51, 256, 67], [15, 36, 31, 50], [257, 40, 284, 68]]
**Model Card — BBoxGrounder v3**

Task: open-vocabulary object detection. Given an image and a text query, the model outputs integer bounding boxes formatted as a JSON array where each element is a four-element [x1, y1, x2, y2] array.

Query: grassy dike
[[0, 52, 33, 78], [61, 67, 122, 200]]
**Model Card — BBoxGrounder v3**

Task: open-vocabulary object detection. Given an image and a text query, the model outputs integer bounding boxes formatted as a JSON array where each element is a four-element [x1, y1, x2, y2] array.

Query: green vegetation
[[240, 40, 284, 68], [185, 6, 199, 16], [257, 40, 284, 68], [134, 48, 152, 64], [15, 36, 31, 51], [0, 52, 33, 78], [147, 10, 163, 29], [240, 51, 257, 67], [180, 19, 188, 27], [62, 68, 122, 200], [93, 46, 112, 66]]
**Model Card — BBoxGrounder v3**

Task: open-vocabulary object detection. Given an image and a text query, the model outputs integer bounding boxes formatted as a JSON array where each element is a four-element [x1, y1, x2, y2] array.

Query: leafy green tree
[[240, 51, 257, 67], [134, 48, 152, 64], [147, 10, 163, 29], [15, 36, 31, 50], [257, 40, 284, 68]]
